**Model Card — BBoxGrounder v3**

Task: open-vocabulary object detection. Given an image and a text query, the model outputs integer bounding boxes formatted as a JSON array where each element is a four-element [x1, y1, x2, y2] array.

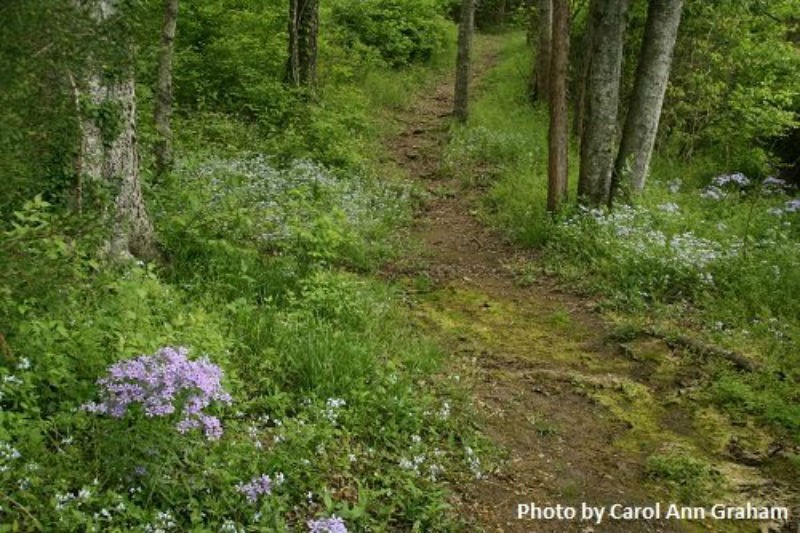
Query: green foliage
[[645, 451, 723, 504], [171, 0, 288, 120], [661, 0, 800, 173], [331, 0, 452, 67]]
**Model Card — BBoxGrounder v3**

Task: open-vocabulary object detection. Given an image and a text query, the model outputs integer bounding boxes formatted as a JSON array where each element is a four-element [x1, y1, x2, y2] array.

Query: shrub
[[331, 0, 451, 68]]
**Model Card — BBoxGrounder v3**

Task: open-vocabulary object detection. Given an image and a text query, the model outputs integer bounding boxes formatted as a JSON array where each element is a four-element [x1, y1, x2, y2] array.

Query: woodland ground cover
[[0, 2, 494, 530], [447, 33, 800, 441]]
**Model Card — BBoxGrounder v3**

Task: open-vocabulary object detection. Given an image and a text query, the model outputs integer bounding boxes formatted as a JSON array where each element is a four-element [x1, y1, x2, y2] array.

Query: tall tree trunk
[[573, 0, 598, 146], [454, 0, 475, 122], [154, 0, 179, 179], [611, 0, 682, 201], [286, 0, 319, 87], [75, 0, 156, 260], [104, 76, 155, 259], [577, 0, 629, 206], [547, 0, 570, 212], [534, 0, 552, 103]]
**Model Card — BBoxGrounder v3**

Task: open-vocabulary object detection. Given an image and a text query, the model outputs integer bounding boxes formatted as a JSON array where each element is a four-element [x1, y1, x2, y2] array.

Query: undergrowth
[[0, 8, 493, 531]]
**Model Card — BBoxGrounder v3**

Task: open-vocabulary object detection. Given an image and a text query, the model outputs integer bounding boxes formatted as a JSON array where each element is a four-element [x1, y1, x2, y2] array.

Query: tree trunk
[[454, 0, 476, 122], [76, 0, 156, 260], [154, 0, 179, 179], [577, 0, 630, 206], [105, 76, 156, 259], [534, 0, 552, 103], [547, 0, 570, 211], [612, 0, 682, 201], [286, 0, 319, 87], [573, 0, 598, 146]]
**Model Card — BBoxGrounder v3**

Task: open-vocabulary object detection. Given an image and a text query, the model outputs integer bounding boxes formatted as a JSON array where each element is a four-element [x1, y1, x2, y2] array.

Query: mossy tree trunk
[[75, 0, 156, 260], [454, 0, 476, 122]]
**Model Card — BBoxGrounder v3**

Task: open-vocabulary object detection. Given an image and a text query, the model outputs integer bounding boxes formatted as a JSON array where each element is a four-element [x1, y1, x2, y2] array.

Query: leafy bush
[[661, 1, 800, 174], [331, 0, 451, 68]]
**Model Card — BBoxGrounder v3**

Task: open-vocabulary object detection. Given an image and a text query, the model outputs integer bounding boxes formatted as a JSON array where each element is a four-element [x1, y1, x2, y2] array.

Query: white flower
[[657, 202, 680, 214]]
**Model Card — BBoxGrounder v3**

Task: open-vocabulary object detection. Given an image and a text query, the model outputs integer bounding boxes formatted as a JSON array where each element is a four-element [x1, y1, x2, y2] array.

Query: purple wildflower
[[82, 346, 232, 440], [307, 516, 348, 533], [236, 474, 273, 503]]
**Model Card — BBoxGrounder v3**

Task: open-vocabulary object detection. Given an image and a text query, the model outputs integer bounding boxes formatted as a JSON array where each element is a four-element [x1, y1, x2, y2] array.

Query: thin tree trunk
[[534, 0, 552, 102], [286, 0, 319, 87], [287, 0, 300, 85], [154, 0, 179, 179], [454, 0, 475, 122], [547, 0, 570, 211], [611, 0, 682, 202], [573, 0, 597, 146], [577, 0, 630, 206]]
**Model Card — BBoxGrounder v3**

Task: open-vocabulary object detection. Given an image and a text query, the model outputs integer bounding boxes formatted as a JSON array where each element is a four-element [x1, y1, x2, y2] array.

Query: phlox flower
[[307, 515, 348, 533], [83, 346, 231, 440]]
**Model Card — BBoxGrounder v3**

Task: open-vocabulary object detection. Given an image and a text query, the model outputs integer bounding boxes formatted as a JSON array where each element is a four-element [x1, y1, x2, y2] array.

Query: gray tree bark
[[154, 0, 179, 179], [287, 0, 319, 86], [547, 0, 570, 212], [577, 0, 630, 206], [534, 0, 552, 102], [612, 0, 682, 201], [573, 0, 598, 147], [76, 0, 156, 260], [454, 0, 475, 122]]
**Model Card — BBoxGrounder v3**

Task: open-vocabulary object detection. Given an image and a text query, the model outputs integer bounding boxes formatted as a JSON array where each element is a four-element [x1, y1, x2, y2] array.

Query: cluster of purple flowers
[[83, 346, 232, 440], [307, 516, 348, 533], [236, 474, 273, 503]]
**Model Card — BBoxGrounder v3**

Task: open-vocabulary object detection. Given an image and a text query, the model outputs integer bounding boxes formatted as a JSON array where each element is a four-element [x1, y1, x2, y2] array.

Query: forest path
[[380, 36, 792, 533]]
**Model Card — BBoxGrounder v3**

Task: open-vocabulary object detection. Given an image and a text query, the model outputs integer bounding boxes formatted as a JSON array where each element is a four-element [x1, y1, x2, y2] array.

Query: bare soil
[[380, 36, 798, 533]]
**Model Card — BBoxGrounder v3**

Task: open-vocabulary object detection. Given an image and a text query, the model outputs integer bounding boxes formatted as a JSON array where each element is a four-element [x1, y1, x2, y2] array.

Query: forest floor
[[379, 35, 798, 533]]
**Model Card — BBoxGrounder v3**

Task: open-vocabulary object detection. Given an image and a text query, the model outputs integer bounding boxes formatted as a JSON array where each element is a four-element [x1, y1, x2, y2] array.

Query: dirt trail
[[381, 36, 797, 533]]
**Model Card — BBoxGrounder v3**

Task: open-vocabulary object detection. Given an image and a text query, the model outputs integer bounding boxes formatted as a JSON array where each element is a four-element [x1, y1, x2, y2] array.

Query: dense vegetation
[[1, 0, 799, 530], [0, 1, 491, 531]]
